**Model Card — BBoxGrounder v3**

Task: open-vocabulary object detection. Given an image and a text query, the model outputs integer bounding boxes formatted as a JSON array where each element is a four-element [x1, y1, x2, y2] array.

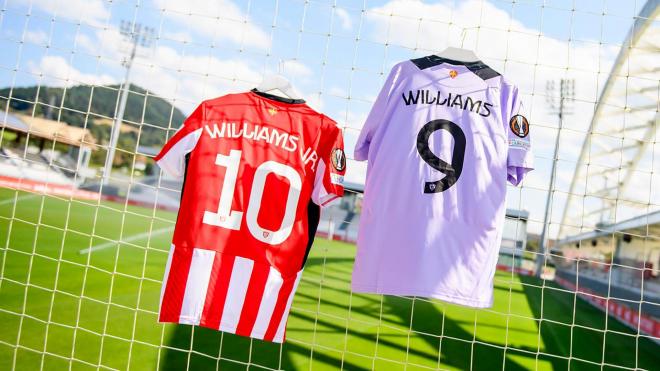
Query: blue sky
[[0, 0, 655, 236], [0, 0, 636, 110]]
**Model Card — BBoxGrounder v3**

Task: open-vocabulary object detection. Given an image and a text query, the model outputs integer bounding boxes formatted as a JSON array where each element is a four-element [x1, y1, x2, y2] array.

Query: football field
[[0, 188, 658, 370]]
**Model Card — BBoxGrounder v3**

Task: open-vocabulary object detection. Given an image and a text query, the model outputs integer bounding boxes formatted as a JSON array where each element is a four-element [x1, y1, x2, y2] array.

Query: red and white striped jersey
[[154, 91, 345, 342]]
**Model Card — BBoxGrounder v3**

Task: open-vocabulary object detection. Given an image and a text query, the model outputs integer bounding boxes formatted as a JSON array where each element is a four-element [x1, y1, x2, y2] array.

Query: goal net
[[0, 0, 658, 370]]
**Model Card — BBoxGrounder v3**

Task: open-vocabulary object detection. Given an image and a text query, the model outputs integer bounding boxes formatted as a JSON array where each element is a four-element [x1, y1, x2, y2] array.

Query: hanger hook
[[277, 59, 284, 75], [459, 26, 478, 49], [460, 28, 467, 48]]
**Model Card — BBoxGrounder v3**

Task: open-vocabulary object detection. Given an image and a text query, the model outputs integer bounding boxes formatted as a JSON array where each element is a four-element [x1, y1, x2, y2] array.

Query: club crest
[[449, 70, 458, 78]]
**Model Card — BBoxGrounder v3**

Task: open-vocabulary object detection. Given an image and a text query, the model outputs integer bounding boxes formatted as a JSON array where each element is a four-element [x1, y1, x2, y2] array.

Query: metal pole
[[536, 80, 566, 277], [102, 41, 136, 184]]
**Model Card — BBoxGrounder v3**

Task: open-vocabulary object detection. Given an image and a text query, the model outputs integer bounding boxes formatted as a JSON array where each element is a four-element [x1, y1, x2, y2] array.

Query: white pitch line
[[0, 193, 40, 206], [78, 226, 174, 254]]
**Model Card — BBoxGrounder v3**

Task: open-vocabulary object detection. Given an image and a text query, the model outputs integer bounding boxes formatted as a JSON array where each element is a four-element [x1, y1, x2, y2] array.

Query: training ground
[[0, 188, 658, 370]]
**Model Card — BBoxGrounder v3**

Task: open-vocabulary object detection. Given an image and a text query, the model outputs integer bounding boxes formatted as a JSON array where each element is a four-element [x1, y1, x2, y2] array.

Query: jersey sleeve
[[504, 85, 534, 186], [354, 64, 402, 161], [311, 123, 346, 207], [154, 102, 205, 178]]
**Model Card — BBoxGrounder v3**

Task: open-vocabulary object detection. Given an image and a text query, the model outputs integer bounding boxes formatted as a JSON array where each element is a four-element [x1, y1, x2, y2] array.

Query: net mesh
[[0, 0, 658, 370]]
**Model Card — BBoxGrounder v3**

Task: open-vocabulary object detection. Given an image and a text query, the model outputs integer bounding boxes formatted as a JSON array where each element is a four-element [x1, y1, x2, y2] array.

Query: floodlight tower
[[536, 79, 575, 275], [102, 20, 155, 184]]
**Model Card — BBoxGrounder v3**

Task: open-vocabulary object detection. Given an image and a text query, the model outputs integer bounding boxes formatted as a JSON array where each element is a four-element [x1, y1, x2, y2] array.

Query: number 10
[[202, 150, 302, 245]]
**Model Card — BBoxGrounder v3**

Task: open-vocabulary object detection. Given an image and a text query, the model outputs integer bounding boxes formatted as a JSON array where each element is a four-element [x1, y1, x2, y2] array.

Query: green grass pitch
[[0, 187, 658, 370]]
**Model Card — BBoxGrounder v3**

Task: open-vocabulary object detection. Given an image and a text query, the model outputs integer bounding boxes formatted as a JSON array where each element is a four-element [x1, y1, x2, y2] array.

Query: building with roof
[[2, 112, 95, 149], [1, 112, 96, 184]]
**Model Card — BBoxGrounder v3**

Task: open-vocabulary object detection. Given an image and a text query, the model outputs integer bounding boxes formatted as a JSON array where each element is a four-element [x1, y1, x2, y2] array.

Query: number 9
[[416, 119, 466, 193]]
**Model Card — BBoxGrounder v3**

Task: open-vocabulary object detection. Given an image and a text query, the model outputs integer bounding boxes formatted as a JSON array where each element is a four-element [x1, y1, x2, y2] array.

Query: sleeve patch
[[330, 173, 344, 186], [509, 115, 529, 138], [509, 138, 531, 150], [330, 148, 346, 171]]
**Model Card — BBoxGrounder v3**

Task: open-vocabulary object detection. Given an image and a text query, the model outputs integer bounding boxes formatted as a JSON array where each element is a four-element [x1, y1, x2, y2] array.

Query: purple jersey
[[352, 56, 534, 308]]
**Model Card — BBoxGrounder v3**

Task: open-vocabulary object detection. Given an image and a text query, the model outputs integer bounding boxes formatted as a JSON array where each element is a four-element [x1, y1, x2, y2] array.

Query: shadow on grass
[[160, 255, 541, 370], [160, 324, 371, 370], [519, 275, 659, 371], [160, 300, 533, 371]]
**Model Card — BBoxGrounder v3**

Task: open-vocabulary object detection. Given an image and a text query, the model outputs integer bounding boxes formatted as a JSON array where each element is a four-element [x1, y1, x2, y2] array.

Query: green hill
[[0, 84, 187, 169], [0, 84, 186, 147]]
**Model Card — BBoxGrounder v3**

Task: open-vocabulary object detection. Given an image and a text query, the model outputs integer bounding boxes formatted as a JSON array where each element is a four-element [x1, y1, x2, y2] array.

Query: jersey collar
[[250, 88, 306, 104], [410, 55, 501, 81]]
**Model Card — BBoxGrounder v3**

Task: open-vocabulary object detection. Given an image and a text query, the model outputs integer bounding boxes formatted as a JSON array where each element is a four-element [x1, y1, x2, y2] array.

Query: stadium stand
[[554, 212, 660, 338]]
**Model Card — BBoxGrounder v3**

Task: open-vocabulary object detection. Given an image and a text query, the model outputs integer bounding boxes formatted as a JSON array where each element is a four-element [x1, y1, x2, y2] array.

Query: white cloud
[[74, 33, 97, 54], [127, 44, 264, 113], [20, 0, 313, 114], [328, 86, 347, 97], [280, 60, 313, 79], [29, 56, 115, 87], [335, 8, 352, 30], [76, 26, 137, 61], [162, 31, 193, 44], [24, 30, 49, 45], [28, 43, 266, 117], [153, 0, 271, 50], [22, 0, 109, 26], [68, 24, 307, 114]]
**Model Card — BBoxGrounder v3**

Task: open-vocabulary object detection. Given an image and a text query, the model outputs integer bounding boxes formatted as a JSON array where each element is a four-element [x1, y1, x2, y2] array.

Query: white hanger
[[436, 27, 480, 62], [255, 60, 303, 100], [436, 47, 480, 62]]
